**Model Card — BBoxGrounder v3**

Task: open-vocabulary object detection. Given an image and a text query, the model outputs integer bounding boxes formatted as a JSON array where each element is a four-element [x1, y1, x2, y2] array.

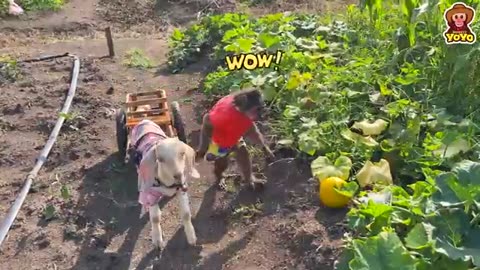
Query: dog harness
[[208, 95, 254, 148], [130, 120, 168, 212]]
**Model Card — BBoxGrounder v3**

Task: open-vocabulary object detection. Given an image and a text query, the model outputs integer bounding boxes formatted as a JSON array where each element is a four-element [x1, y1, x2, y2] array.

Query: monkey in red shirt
[[196, 88, 275, 190]]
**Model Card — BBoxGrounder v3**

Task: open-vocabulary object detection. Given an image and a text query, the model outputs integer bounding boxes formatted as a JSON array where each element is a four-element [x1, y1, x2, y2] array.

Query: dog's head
[[152, 138, 200, 186]]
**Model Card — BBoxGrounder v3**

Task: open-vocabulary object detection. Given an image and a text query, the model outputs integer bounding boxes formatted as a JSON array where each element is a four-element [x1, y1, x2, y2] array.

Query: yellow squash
[[319, 176, 351, 208]]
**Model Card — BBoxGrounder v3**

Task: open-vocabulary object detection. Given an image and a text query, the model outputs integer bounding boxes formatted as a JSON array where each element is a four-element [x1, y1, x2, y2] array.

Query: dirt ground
[[0, 0, 354, 269]]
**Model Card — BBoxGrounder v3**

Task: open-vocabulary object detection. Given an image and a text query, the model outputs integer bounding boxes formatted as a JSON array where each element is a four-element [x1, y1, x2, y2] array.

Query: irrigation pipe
[[18, 52, 70, 63], [0, 54, 80, 248]]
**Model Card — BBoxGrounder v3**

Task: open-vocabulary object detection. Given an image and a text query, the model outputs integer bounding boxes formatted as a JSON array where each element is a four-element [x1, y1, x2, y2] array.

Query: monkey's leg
[[234, 144, 266, 190], [214, 156, 229, 190], [197, 114, 213, 157]]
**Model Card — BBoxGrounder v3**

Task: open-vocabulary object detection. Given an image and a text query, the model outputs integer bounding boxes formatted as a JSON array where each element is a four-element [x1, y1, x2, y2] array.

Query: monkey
[[195, 88, 275, 190], [444, 3, 475, 35]]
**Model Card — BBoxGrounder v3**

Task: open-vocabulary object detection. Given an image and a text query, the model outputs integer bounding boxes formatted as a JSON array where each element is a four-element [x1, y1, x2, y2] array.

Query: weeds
[[19, 0, 64, 11], [59, 111, 81, 121], [0, 55, 20, 85], [41, 174, 72, 222], [0, 0, 64, 16], [231, 201, 264, 223], [123, 48, 155, 69], [42, 204, 56, 221], [59, 111, 85, 131]]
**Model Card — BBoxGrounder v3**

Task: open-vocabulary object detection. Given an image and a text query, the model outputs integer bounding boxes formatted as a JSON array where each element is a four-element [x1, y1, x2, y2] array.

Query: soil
[[0, 0, 354, 269]]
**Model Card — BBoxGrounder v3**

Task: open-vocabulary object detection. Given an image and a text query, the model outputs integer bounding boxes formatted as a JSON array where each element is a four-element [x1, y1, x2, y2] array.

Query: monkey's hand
[[263, 147, 275, 162]]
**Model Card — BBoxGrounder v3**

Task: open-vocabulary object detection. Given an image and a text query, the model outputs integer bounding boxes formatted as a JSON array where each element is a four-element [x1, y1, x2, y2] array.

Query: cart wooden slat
[[124, 90, 173, 136]]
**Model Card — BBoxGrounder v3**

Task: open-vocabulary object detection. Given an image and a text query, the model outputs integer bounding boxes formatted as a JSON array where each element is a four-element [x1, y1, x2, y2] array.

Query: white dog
[[130, 119, 200, 249]]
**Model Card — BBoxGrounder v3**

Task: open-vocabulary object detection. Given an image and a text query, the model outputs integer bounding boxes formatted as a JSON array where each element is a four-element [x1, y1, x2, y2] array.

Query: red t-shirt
[[208, 95, 253, 148]]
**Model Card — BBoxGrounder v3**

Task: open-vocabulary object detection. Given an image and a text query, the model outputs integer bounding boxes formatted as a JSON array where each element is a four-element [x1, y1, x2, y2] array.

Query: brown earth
[[0, 0, 354, 269]]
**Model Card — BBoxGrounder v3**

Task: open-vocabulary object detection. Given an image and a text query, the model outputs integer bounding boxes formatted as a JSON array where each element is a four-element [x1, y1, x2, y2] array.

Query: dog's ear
[[181, 141, 200, 179]]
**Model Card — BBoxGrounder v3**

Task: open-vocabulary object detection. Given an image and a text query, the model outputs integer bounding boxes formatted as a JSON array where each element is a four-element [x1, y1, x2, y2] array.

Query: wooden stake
[[105, 27, 115, 58]]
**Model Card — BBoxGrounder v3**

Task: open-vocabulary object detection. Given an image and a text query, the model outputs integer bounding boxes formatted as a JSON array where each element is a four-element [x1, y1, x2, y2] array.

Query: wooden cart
[[115, 90, 187, 160]]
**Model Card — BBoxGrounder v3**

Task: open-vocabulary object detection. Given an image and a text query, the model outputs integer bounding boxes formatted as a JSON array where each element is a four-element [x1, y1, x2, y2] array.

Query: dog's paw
[[187, 234, 197, 246], [152, 231, 166, 250], [153, 239, 167, 250]]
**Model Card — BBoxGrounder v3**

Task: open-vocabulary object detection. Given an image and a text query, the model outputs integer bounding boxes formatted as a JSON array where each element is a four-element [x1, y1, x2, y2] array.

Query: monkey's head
[[445, 3, 475, 28], [232, 88, 265, 121]]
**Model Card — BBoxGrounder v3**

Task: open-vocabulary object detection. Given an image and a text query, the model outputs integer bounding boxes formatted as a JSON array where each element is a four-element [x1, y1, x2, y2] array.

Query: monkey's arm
[[244, 124, 274, 157], [196, 114, 213, 158]]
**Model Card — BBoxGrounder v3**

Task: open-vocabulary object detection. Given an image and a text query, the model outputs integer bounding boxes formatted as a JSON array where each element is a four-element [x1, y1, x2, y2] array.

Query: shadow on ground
[[135, 184, 257, 270], [68, 118, 348, 270], [69, 129, 254, 269], [70, 153, 149, 270]]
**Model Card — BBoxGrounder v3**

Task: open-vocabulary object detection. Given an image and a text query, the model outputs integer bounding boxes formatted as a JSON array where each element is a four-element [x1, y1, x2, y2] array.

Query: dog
[[129, 118, 200, 249]]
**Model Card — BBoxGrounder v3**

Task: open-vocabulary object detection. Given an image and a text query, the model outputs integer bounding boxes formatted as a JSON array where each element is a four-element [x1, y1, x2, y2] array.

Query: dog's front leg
[[149, 204, 166, 249], [150, 186, 177, 197], [178, 192, 197, 246]]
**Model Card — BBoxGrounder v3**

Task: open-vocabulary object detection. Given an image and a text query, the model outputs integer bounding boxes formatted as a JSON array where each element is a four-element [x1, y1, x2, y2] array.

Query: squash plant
[[166, 2, 480, 269]]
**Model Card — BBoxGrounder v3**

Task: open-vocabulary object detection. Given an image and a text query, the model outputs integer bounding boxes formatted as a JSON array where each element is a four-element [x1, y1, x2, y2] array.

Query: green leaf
[[283, 105, 301, 118], [258, 33, 281, 48], [432, 172, 463, 207], [43, 204, 56, 221], [311, 155, 353, 180], [123, 48, 155, 69], [298, 130, 322, 156], [236, 38, 255, 52], [61, 185, 71, 200], [59, 112, 74, 121], [223, 29, 239, 41], [171, 28, 184, 40], [430, 257, 470, 270], [434, 228, 480, 267], [452, 160, 480, 186], [262, 86, 277, 101], [429, 209, 470, 243], [360, 200, 394, 219], [335, 181, 359, 198], [348, 200, 394, 234], [405, 222, 434, 249], [349, 232, 417, 270], [336, 248, 355, 270], [285, 70, 303, 90], [433, 163, 480, 211]]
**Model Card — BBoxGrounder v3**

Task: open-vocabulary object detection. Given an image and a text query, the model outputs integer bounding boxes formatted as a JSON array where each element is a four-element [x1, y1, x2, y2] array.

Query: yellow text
[[445, 33, 476, 43], [225, 51, 283, 71]]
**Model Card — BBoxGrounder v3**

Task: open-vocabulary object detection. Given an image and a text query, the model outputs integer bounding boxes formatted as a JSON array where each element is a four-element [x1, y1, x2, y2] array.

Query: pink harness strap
[[139, 189, 163, 210]]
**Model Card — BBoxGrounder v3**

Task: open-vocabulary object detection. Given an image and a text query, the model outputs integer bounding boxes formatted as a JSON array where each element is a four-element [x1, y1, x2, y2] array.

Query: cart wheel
[[171, 101, 187, 143], [115, 108, 128, 160]]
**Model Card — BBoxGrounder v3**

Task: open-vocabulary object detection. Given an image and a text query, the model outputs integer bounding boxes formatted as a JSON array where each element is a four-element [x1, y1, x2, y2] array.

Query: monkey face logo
[[444, 2, 476, 44]]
